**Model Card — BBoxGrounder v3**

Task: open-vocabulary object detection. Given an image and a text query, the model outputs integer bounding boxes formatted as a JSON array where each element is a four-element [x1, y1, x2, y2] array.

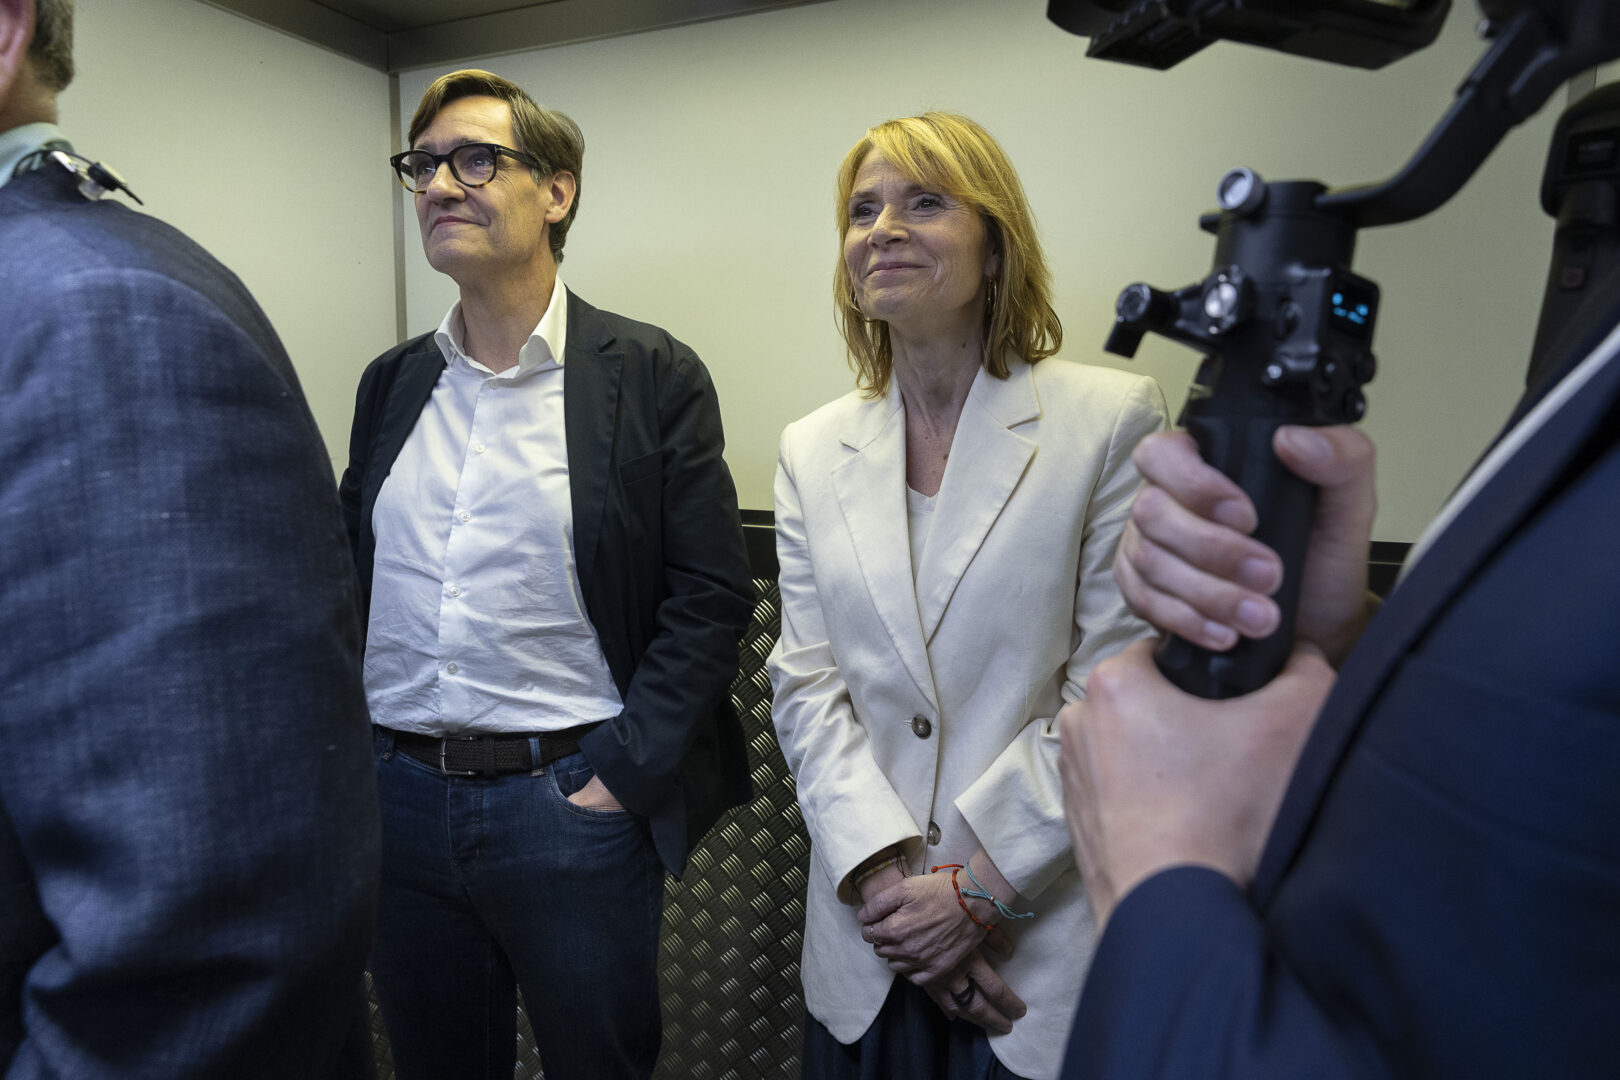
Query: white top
[[364, 278, 624, 735], [905, 484, 936, 582]]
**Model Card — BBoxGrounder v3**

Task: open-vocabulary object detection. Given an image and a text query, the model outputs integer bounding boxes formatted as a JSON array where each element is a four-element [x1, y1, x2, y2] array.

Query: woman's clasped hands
[[854, 856, 1027, 1035]]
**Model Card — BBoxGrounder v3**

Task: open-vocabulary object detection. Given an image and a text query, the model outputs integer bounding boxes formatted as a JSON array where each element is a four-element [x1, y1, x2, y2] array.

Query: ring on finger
[[949, 979, 978, 1009]]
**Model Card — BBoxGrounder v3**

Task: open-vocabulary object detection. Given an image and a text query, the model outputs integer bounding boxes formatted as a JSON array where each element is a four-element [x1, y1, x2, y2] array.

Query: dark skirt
[[800, 978, 1031, 1080]]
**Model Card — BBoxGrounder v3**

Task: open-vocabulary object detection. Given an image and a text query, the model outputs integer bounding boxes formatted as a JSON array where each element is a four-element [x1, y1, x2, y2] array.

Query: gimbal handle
[[1108, 3, 1620, 697]]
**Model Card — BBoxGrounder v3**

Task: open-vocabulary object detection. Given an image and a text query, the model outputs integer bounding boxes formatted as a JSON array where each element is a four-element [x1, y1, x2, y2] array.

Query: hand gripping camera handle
[[1153, 413, 1317, 699]]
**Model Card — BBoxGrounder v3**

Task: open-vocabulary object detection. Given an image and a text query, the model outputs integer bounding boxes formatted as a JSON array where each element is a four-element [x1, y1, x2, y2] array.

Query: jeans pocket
[[548, 750, 631, 818]]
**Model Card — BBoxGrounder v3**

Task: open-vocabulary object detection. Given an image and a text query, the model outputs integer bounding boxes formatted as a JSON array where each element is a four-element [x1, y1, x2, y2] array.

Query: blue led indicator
[[1357, 304, 1369, 316], [1332, 292, 1344, 304]]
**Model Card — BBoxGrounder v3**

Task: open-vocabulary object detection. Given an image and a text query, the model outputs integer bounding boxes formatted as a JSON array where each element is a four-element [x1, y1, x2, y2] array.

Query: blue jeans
[[369, 731, 665, 1080]]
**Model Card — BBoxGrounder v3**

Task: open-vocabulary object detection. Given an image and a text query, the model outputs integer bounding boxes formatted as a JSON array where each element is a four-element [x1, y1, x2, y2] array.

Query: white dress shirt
[[364, 278, 623, 735], [0, 122, 67, 190]]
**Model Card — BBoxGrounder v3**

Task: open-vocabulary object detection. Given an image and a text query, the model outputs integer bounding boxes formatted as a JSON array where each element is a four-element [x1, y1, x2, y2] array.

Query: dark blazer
[[339, 289, 754, 877], [1066, 283, 1620, 1079], [0, 168, 380, 1078]]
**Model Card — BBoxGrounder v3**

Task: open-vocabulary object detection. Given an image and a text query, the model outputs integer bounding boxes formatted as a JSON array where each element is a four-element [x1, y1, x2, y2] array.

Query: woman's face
[[843, 151, 997, 337]]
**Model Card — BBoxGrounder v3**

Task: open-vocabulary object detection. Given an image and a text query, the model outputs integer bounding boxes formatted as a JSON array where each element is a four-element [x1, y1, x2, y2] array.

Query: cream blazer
[[768, 357, 1168, 1080]]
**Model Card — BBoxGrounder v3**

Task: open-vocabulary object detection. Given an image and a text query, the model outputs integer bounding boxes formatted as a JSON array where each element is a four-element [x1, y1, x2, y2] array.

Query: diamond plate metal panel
[[369, 578, 803, 1079]]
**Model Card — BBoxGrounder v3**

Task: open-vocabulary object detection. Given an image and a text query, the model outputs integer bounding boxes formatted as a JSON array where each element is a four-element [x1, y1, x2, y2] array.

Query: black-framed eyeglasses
[[389, 142, 542, 193]]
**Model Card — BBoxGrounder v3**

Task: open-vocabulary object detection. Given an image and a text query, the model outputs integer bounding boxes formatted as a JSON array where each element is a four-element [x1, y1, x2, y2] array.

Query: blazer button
[[911, 715, 932, 738], [926, 821, 941, 845]]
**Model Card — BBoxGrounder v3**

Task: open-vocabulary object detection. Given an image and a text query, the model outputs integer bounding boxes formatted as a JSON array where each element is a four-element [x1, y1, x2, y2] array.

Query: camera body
[[1053, 0, 1620, 696], [1106, 173, 1379, 698], [1048, 0, 1450, 71]]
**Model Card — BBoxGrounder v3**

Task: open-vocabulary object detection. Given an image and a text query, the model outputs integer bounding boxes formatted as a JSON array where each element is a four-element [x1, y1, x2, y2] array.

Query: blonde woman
[[768, 113, 1171, 1080]]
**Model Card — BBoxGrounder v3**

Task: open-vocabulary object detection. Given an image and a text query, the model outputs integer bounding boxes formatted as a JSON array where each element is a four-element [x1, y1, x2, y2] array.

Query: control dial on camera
[[1217, 168, 1267, 216], [1104, 282, 1177, 356]]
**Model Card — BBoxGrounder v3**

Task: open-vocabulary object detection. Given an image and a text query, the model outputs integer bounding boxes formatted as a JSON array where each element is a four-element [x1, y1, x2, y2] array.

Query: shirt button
[[457, 510, 471, 523], [474, 443, 486, 454], [446, 662, 459, 674], [911, 715, 932, 738], [448, 585, 462, 598], [926, 821, 941, 846]]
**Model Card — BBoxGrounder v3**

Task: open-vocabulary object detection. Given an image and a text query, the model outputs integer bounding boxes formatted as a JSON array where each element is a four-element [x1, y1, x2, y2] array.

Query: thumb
[[1273, 425, 1375, 491]]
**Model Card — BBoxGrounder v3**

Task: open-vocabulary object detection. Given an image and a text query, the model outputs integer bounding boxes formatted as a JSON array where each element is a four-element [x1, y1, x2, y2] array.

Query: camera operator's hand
[[1114, 425, 1378, 667], [1059, 638, 1335, 927]]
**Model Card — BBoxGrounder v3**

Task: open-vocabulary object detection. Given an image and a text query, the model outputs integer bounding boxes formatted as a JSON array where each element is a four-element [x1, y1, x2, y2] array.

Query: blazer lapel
[[914, 362, 1039, 643], [562, 293, 621, 596], [363, 342, 445, 552], [1253, 323, 1620, 907], [831, 386, 938, 712]]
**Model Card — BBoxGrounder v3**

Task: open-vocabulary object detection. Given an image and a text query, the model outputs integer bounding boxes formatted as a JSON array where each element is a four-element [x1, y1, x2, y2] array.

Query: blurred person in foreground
[[0, 0, 380, 1076], [769, 112, 1169, 1080], [1058, 259, 1620, 1073]]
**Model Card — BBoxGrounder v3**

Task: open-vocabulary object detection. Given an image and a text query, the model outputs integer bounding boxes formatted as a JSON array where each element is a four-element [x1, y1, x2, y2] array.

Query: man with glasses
[[0, 1, 379, 1077], [340, 69, 753, 1080]]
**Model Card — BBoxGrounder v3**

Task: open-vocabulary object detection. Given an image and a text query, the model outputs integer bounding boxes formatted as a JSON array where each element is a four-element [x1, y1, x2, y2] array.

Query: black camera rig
[[1049, 0, 1620, 697]]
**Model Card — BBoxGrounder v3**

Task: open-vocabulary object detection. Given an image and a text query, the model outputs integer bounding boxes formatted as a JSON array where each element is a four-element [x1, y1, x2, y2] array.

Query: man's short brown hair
[[408, 69, 584, 264], [30, 0, 74, 93]]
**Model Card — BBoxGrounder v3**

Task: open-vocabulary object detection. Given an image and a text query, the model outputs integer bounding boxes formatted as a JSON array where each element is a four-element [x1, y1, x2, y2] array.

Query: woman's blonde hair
[[834, 112, 1062, 397]]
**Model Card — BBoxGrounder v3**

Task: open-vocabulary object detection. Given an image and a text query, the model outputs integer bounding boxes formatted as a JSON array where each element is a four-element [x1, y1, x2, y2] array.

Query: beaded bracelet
[[961, 863, 1034, 922], [852, 855, 903, 888], [930, 863, 997, 932]]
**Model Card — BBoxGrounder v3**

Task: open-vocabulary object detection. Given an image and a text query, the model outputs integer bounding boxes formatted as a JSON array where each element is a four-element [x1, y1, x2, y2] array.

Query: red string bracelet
[[931, 863, 996, 932]]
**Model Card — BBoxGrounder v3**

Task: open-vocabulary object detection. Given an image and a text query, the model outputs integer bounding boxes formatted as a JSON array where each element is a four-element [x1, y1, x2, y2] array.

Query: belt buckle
[[438, 735, 481, 778]]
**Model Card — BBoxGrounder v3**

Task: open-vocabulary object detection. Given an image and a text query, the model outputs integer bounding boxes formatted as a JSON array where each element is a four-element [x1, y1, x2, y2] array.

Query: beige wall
[[68, 0, 1573, 541], [63, 0, 399, 472], [398, 0, 1566, 541]]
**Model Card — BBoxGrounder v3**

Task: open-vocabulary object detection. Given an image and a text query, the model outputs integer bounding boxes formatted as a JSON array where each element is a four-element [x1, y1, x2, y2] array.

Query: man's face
[[411, 95, 563, 286]]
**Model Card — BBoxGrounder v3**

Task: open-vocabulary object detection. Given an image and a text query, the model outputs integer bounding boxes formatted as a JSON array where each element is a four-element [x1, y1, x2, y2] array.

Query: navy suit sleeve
[[0, 267, 380, 1078], [582, 348, 752, 823], [1065, 867, 1375, 1080]]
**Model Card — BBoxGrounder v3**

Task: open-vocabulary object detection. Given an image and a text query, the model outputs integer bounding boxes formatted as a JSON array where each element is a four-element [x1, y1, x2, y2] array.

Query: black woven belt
[[386, 723, 599, 778]]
